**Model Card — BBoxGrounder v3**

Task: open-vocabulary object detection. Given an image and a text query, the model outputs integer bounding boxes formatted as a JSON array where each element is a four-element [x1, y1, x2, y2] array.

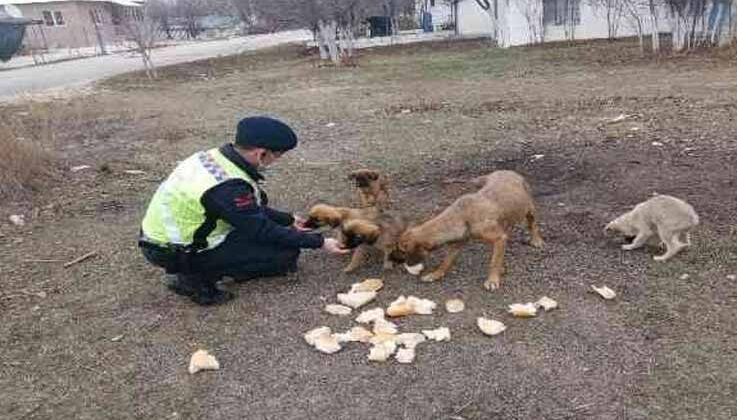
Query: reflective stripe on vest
[[141, 148, 261, 250]]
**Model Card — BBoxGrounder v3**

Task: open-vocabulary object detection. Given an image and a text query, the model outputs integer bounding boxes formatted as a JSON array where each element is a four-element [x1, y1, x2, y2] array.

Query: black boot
[[166, 273, 234, 306]]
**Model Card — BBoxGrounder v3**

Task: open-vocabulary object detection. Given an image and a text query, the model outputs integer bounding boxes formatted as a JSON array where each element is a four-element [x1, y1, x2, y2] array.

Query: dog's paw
[[342, 265, 358, 273], [653, 254, 668, 262], [530, 238, 544, 249], [621, 244, 636, 251], [421, 272, 443, 283], [483, 278, 500, 291]]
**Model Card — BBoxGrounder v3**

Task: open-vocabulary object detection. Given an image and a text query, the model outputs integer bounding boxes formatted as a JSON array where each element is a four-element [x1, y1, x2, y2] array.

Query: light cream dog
[[605, 194, 699, 261]]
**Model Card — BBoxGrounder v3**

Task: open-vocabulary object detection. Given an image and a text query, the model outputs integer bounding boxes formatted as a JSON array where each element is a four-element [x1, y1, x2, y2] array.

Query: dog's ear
[[344, 219, 381, 244], [308, 204, 343, 228]]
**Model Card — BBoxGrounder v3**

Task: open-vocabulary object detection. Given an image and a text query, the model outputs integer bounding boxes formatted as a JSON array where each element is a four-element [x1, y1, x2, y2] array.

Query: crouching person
[[138, 116, 347, 305]]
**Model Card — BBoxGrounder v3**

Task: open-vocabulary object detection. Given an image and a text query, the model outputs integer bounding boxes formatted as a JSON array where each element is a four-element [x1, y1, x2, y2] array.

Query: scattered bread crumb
[[325, 304, 352, 316], [396, 333, 426, 349], [422, 327, 450, 342], [368, 340, 397, 362], [350, 278, 384, 293], [355, 307, 385, 324], [337, 291, 377, 308], [373, 318, 398, 335], [508, 303, 538, 318], [188, 350, 220, 374], [395, 348, 416, 364], [314, 334, 342, 354], [304, 326, 332, 346], [535, 296, 558, 311], [591, 285, 617, 300], [477, 318, 507, 336], [404, 263, 423, 276], [386, 295, 437, 317], [445, 299, 465, 313]]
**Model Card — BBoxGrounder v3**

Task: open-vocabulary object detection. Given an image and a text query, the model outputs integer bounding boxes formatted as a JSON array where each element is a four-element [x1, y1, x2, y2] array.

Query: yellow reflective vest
[[141, 147, 261, 250]]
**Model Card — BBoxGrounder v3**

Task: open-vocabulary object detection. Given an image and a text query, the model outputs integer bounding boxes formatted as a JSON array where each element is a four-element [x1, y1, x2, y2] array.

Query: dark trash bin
[[367, 16, 392, 37]]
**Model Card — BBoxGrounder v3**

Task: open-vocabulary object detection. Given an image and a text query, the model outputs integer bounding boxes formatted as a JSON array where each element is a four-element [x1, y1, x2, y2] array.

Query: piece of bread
[[445, 299, 465, 313], [508, 303, 538, 318], [337, 291, 377, 308], [477, 318, 507, 336], [422, 327, 450, 342], [188, 350, 220, 374], [591, 285, 616, 300], [350, 278, 384, 293], [324, 304, 352, 316]]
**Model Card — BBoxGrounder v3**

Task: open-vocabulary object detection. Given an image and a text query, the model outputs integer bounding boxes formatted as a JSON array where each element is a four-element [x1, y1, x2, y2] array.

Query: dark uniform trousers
[[141, 229, 300, 281]]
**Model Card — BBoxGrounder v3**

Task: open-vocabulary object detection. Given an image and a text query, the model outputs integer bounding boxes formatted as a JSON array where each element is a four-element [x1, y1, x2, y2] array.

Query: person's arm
[[263, 206, 295, 227], [201, 180, 323, 249]]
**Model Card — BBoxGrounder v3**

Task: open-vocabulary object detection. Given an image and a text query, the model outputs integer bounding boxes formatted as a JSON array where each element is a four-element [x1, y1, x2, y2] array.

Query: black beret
[[235, 116, 298, 152]]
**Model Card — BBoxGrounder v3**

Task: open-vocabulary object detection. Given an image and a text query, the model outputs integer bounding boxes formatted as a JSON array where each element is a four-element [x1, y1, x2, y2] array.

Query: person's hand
[[322, 238, 350, 255], [293, 215, 312, 232]]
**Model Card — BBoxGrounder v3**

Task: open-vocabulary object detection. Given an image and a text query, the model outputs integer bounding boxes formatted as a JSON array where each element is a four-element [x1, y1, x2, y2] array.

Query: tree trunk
[[318, 20, 339, 64], [635, 16, 645, 55], [649, 0, 660, 53], [314, 29, 329, 60]]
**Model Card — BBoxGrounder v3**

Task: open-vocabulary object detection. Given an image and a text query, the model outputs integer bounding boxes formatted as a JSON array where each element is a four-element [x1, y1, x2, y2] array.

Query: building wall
[[456, 0, 493, 36], [417, 0, 454, 30], [18, 1, 128, 50], [457, 0, 671, 47]]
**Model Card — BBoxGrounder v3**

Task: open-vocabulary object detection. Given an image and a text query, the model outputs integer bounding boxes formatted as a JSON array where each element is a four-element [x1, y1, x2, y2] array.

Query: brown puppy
[[338, 213, 408, 273], [303, 204, 379, 230], [389, 170, 544, 291], [348, 169, 390, 209]]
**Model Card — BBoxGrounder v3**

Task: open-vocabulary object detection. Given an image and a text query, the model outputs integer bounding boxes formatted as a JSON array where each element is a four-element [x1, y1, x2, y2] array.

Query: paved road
[[0, 30, 311, 101]]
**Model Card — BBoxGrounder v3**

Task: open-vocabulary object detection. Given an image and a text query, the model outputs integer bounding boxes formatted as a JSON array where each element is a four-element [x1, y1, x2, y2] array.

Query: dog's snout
[[304, 218, 320, 229]]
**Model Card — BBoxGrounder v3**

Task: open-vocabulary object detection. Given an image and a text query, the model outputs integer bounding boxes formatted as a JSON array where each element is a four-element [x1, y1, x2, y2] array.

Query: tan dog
[[348, 169, 390, 209], [605, 194, 699, 261], [389, 170, 544, 291], [303, 204, 379, 230], [338, 213, 408, 273]]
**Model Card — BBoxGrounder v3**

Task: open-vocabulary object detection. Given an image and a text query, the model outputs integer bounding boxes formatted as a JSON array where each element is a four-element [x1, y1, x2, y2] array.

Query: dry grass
[[0, 103, 56, 199]]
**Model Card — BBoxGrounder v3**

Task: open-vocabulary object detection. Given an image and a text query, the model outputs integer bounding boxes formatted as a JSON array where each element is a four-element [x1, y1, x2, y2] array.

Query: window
[[53, 11, 65, 26], [543, 0, 580, 26], [42, 10, 54, 26]]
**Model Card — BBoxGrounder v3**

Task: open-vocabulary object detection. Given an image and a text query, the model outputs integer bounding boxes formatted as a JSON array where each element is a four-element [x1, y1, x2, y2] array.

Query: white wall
[[457, 0, 671, 47], [430, 3, 453, 28], [456, 0, 493, 36]]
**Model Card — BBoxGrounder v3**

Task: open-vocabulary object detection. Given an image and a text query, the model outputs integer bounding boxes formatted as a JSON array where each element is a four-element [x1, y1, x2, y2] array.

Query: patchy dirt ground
[[1, 40, 736, 420]]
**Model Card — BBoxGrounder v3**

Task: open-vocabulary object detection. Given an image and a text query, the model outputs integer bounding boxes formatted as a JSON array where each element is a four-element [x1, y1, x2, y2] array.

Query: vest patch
[[234, 193, 255, 208]]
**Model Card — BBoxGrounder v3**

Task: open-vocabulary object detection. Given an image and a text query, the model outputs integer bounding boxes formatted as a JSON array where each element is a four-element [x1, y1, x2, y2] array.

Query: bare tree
[[148, 0, 175, 39], [621, 0, 647, 53], [123, 2, 162, 79], [588, 0, 624, 39], [562, 0, 580, 41], [515, 0, 544, 44], [666, 0, 708, 50], [474, 0, 510, 47], [648, 0, 661, 53]]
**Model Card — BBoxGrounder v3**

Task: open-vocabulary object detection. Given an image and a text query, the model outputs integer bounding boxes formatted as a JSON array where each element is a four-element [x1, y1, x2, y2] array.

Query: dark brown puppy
[[303, 204, 379, 230], [338, 213, 407, 273], [348, 169, 390, 209]]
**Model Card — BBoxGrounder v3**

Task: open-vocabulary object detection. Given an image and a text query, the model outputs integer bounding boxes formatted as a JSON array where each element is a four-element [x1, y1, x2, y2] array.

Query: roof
[[0, 0, 142, 6]]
